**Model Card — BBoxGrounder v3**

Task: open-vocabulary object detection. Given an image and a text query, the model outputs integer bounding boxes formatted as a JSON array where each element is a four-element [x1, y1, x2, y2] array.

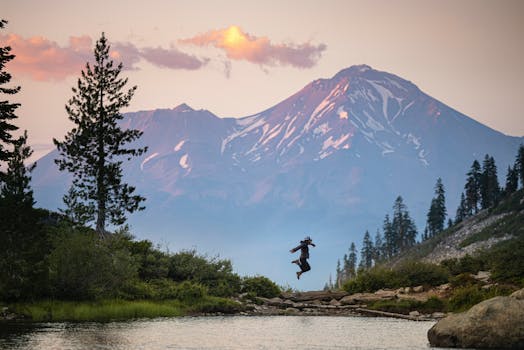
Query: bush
[[48, 228, 138, 300], [241, 276, 280, 298], [189, 296, 245, 314], [449, 273, 479, 288], [440, 255, 485, 275], [396, 261, 449, 287], [447, 285, 488, 312], [174, 281, 207, 302], [447, 285, 514, 312], [343, 267, 403, 293], [168, 250, 241, 297]]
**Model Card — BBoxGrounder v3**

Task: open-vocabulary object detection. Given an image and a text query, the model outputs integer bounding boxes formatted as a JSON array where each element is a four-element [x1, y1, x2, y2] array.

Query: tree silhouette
[[54, 33, 147, 237], [0, 20, 21, 178]]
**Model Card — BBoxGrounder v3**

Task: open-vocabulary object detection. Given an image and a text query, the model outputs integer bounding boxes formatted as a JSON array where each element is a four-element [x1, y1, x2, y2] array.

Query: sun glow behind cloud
[[180, 25, 326, 68]]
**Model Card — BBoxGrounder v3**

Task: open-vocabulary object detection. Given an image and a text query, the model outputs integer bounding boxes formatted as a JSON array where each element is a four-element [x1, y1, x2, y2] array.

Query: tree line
[[329, 143, 524, 290]]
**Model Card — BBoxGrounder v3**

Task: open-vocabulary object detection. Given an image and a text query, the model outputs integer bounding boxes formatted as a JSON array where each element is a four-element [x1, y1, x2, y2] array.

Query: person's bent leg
[[300, 258, 311, 272]]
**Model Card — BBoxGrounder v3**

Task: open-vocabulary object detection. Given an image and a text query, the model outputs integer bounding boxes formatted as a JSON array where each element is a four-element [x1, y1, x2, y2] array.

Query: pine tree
[[0, 131, 35, 205], [0, 131, 48, 300], [480, 155, 500, 209], [360, 230, 374, 269], [426, 178, 447, 237], [464, 160, 481, 215], [383, 214, 395, 258], [347, 243, 357, 280], [0, 20, 20, 177], [373, 230, 383, 263], [447, 218, 453, 229], [455, 192, 467, 223], [515, 144, 524, 188], [53, 33, 147, 237], [391, 196, 417, 252], [504, 165, 518, 195], [335, 259, 342, 288]]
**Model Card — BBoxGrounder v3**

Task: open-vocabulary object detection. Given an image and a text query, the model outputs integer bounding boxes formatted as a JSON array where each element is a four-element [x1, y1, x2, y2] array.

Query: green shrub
[[440, 255, 485, 275], [168, 250, 241, 297], [343, 267, 403, 293], [174, 281, 207, 302], [449, 273, 479, 288], [369, 299, 420, 314], [447, 285, 514, 312], [369, 296, 446, 315], [48, 229, 138, 300], [241, 276, 280, 298], [422, 296, 446, 313], [396, 261, 449, 287], [189, 296, 245, 314], [488, 236, 524, 284]]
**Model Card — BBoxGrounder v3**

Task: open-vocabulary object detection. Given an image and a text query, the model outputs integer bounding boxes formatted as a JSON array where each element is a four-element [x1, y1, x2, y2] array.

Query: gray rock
[[409, 310, 420, 317], [428, 289, 524, 349], [511, 288, 524, 300], [329, 299, 341, 306], [412, 285, 424, 293]]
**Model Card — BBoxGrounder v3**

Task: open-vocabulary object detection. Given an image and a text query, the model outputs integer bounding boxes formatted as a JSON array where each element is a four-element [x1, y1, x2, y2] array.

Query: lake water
[[0, 316, 448, 350]]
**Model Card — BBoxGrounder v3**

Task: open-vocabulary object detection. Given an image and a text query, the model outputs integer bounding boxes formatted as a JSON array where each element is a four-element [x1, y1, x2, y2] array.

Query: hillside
[[389, 189, 524, 268]]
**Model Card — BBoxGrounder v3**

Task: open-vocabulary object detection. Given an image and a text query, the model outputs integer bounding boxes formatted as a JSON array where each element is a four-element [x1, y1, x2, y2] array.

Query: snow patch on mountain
[[337, 106, 348, 120], [174, 140, 186, 152], [179, 154, 189, 169]]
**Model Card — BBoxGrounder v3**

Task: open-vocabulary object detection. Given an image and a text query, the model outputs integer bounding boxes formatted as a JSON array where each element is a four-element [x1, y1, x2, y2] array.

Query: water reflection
[[1, 316, 445, 350]]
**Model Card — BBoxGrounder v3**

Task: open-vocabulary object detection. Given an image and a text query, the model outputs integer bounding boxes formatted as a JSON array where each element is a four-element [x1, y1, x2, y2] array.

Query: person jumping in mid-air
[[290, 236, 316, 279]]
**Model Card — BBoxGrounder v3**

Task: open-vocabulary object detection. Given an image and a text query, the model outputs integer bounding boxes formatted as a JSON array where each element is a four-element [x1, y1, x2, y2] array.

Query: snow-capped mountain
[[32, 65, 523, 289]]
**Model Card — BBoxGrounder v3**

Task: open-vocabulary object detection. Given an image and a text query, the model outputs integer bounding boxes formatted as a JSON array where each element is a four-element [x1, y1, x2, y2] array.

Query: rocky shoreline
[[235, 288, 448, 320]]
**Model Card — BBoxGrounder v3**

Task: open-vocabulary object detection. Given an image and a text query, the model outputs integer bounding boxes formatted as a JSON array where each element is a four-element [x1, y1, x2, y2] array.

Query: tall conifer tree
[[455, 192, 467, 223], [515, 144, 524, 188], [0, 20, 20, 177], [347, 243, 357, 280], [360, 230, 374, 269], [54, 33, 147, 236], [426, 178, 447, 237], [480, 155, 500, 209], [504, 165, 518, 195], [464, 160, 481, 215]]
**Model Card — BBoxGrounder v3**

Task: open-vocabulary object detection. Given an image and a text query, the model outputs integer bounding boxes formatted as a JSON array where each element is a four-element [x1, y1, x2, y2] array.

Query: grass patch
[[186, 296, 246, 315], [447, 284, 515, 313], [368, 297, 446, 315], [10, 299, 184, 322], [9, 296, 246, 322]]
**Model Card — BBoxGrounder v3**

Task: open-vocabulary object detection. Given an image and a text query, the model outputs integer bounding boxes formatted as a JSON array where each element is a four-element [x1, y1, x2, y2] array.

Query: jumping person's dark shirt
[[291, 241, 311, 259]]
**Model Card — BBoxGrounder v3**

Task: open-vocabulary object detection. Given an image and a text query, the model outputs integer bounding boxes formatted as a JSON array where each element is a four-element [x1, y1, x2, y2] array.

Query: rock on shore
[[427, 288, 524, 349]]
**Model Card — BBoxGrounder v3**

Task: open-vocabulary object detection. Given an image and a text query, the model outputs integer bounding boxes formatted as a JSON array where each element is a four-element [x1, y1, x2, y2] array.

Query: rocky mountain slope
[[390, 189, 524, 267]]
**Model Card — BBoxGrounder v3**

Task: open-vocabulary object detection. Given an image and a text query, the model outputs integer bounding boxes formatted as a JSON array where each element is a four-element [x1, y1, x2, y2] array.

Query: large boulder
[[427, 288, 524, 348]]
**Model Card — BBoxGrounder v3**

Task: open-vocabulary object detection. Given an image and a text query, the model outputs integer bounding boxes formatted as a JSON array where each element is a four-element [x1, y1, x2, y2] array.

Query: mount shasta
[[33, 65, 523, 289]]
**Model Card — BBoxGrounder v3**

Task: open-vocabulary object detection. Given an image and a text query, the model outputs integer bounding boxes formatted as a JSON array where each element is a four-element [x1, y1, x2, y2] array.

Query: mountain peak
[[173, 103, 195, 113], [333, 64, 373, 79]]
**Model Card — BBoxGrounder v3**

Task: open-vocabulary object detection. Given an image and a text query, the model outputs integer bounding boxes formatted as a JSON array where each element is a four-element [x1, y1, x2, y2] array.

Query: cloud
[[180, 25, 326, 68], [1, 33, 209, 81], [0, 33, 92, 81], [140, 46, 208, 70]]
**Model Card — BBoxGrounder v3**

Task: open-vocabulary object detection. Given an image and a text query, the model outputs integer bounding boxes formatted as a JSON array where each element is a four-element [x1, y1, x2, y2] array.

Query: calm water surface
[[0, 316, 447, 350]]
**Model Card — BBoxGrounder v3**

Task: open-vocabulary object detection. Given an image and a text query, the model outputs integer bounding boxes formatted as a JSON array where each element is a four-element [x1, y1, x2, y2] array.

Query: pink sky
[[2, 0, 524, 160]]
